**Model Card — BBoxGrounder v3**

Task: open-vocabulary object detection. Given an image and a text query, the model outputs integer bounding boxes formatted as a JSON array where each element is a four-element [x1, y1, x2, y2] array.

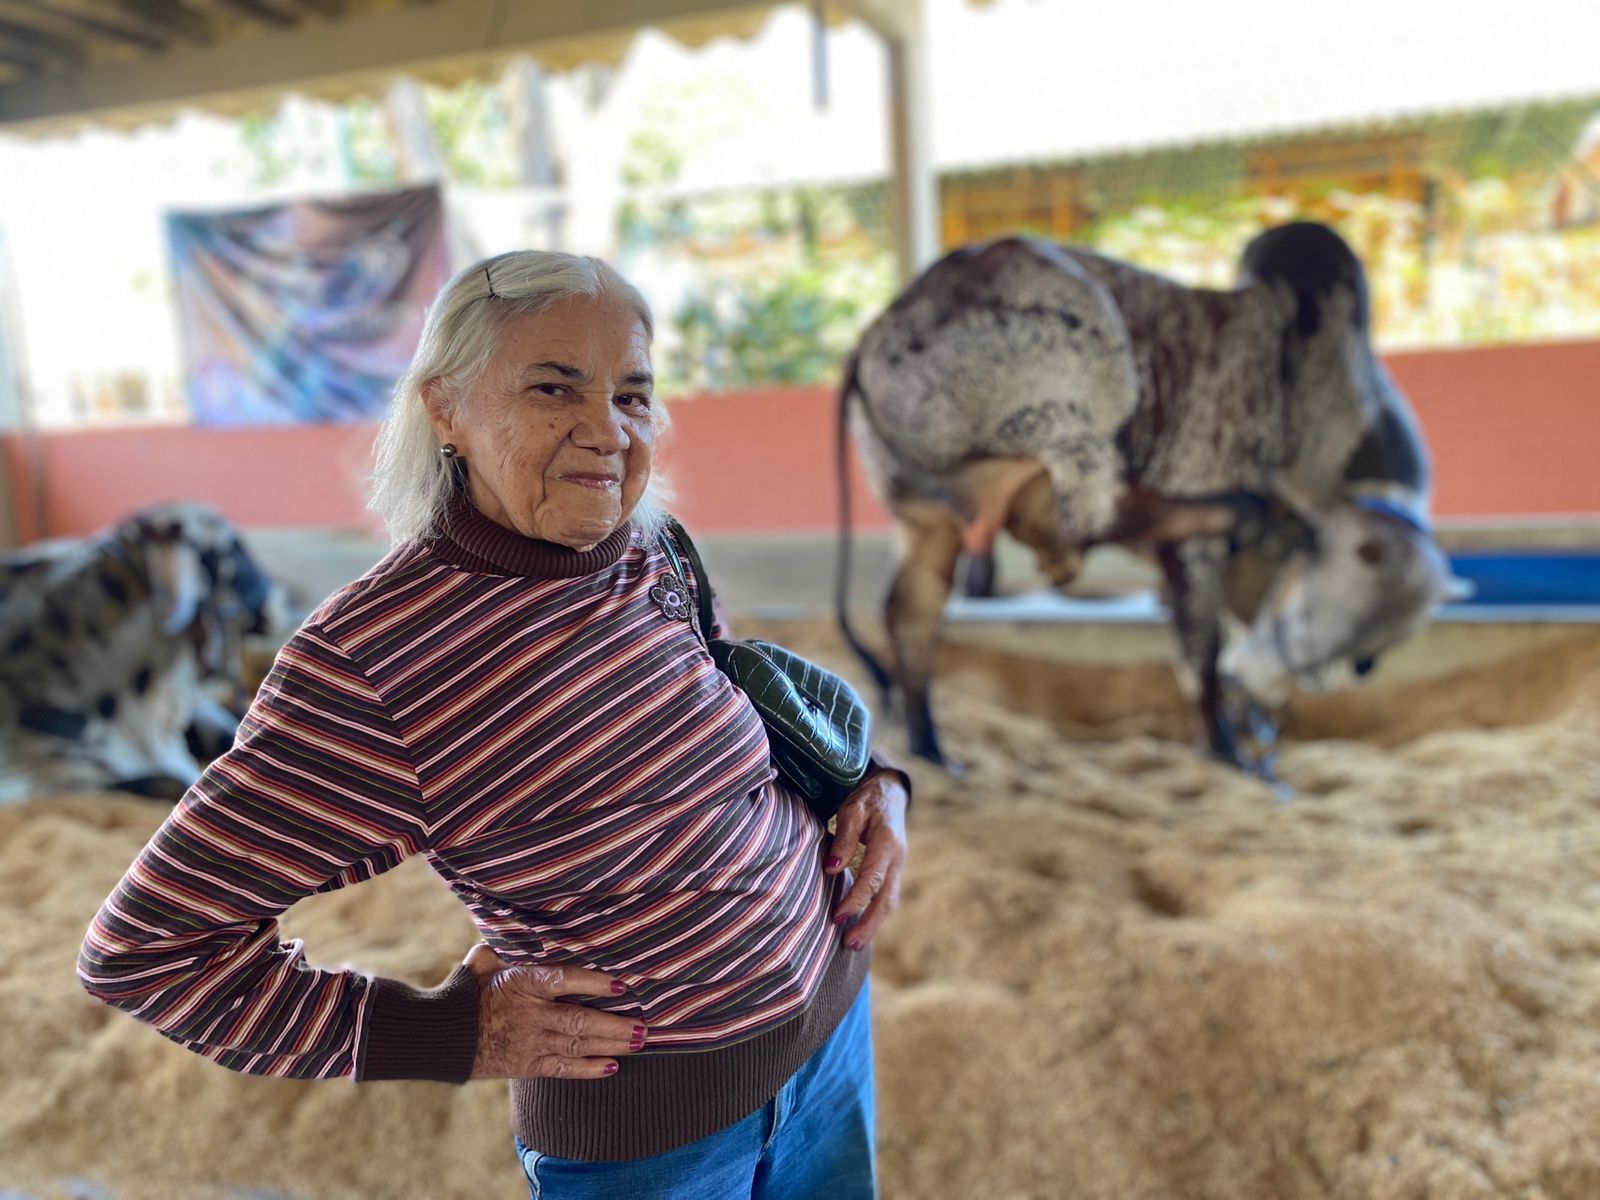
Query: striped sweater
[[78, 495, 874, 1161]]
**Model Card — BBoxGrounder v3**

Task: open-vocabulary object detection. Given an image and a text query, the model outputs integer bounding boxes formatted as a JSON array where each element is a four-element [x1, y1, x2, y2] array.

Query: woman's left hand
[[825, 769, 910, 951]]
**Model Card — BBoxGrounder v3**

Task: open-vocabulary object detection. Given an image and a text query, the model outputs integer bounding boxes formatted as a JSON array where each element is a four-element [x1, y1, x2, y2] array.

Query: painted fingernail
[[847, 938, 865, 952], [825, 856, 842, 871], [833, 912, 852, 926], [604, 1062, 619, 1076], [630, 1025, 647, 1049], [610, 980, 626, 995]]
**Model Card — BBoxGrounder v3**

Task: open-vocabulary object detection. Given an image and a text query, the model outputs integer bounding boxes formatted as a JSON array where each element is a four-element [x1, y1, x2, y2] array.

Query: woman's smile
[[556, 471, 622, 490]]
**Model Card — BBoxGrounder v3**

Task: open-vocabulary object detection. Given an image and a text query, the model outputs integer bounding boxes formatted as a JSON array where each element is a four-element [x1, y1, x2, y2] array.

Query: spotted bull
[[836, 221, 1450, 771], [0, 502, 286, 802]]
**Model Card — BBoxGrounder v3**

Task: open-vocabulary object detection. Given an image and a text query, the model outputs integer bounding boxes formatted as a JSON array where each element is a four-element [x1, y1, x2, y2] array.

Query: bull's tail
[[834, 353, 895, 701]]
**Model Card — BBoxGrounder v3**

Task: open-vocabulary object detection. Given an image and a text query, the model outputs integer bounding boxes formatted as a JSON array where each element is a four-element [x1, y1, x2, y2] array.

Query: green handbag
[[657, 519, 873, 820]]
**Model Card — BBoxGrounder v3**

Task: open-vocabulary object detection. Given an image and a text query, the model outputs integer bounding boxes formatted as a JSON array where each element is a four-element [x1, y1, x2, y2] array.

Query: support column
[[0, 227, 31, 546], [880, 0, 937, 284]]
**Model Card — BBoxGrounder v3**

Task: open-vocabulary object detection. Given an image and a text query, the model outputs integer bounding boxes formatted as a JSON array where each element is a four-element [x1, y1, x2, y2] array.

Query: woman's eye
[[533, 383, 566, 397], [618, 394, 651, 411]]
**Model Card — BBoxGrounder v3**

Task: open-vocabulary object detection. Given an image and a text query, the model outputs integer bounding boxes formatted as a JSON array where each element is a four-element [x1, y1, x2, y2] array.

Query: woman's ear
[[422, 380, 459, 447]]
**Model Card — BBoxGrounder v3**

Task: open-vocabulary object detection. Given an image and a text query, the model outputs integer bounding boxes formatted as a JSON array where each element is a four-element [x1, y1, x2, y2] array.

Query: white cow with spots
[[0, 502, 287, 803]]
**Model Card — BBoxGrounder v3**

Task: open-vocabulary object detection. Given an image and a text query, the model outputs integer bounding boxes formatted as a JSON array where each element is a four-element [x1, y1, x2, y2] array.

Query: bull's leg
[[885, 498, 964, 770], [1156, 535, 1254, 771], [963, 546, 997, 599]]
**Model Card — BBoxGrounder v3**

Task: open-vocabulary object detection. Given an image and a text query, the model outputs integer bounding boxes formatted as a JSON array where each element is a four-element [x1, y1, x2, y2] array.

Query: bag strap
[[659, 518, 718, 642]]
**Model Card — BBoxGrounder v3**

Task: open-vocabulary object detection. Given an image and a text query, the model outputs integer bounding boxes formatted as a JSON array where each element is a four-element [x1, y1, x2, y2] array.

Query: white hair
[[370, 251, 671, 546]]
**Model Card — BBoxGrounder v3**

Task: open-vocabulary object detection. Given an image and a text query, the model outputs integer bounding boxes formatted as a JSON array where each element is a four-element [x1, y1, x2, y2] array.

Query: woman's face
[[428, 294, 656, 551]]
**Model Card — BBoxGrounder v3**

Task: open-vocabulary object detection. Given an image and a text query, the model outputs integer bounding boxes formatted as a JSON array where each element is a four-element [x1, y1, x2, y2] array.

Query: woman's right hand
[[464, 943, 647, 1081]]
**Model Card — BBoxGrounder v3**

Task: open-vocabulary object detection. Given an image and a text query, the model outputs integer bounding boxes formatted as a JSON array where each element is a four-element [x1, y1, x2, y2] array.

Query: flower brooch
[[650, 580, 694, 623]]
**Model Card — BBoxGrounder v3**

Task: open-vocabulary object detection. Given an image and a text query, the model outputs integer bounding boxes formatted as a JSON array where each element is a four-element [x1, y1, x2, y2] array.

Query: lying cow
[[836, 221, 1452, 771], [0, 502, 285, 803]]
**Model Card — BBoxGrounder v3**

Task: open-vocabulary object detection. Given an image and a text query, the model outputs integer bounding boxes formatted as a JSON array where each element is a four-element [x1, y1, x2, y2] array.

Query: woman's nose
[[571, 398, 629, 453]]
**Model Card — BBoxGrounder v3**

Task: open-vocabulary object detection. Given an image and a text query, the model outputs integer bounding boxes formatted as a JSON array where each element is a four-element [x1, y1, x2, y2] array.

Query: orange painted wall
[[654, 387, 892, 535], [1387, 341, 1600, 519], [4, 340, 1598, 543], [3, 421, 384, 542]]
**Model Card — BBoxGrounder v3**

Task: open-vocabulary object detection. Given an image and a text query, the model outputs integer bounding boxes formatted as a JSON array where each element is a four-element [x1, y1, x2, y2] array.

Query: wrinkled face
[[429, 295, 656, 551], [1219, 505, 1452, 707]]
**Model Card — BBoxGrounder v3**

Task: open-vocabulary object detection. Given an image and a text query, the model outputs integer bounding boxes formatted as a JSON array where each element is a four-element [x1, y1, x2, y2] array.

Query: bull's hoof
[[911, 736, 966, 778], [1207, 738, 1279, 783], [963, 552, 997, 599], [1214, 682, 1283, 788]]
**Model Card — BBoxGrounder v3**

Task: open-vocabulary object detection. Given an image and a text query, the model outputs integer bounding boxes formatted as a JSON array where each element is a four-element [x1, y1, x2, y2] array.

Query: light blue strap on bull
[[1352, 495, 1431, 537]]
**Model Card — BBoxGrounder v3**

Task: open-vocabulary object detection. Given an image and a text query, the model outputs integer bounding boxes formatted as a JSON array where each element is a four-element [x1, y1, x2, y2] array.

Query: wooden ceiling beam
[[272, 0, 345, 16], [212, 0, 299, 29], [0, 1, 174, 50], [47, 1, 197, 46], [0, 2, 138, 47], [123, 1, 212, 42], [0, 0, 776, 129], [0, 23, 86, 65]]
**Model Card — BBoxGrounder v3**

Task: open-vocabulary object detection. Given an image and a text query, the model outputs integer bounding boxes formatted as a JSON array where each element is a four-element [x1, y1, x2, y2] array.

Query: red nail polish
[[604, 1062, 619, 1076], [833, 912, 851, 926], [610, 980, 626, 995], [825, 855, 842, 871]]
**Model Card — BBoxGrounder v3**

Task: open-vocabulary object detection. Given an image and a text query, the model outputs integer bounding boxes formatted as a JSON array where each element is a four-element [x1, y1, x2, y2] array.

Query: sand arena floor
[[4, 619, 1600, 1199]]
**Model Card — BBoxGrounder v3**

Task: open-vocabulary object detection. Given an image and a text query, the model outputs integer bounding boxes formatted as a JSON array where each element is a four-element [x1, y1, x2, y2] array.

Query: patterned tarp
[[167, 184, 449, 426]]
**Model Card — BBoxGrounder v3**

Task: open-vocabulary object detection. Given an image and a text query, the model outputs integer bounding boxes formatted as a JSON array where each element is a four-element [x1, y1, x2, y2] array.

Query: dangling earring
[[439, 443, 458, 459]]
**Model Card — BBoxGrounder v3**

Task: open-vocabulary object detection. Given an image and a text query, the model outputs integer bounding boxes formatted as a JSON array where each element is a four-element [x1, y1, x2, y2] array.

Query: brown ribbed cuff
[[357, 964, 481, 1084]]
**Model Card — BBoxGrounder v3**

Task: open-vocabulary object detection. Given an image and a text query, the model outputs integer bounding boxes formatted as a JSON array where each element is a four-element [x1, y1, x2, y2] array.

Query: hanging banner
[[167, 184, 449, 426]]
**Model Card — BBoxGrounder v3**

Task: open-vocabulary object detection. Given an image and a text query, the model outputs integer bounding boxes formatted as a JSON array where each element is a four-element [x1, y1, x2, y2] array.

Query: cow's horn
[[1272, 473, 1328, 528]]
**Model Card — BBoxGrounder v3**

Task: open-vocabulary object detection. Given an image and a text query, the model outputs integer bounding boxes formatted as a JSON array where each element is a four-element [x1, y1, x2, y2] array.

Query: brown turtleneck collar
[[425, 491, 635, 579]]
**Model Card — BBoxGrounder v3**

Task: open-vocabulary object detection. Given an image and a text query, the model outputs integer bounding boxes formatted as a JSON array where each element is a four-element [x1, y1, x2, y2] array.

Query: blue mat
[[1449, 552, 1600, 606]]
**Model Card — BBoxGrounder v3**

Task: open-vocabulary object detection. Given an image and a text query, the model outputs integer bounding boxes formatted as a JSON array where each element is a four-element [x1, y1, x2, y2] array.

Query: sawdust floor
[[5, 621, 1600, 1199]]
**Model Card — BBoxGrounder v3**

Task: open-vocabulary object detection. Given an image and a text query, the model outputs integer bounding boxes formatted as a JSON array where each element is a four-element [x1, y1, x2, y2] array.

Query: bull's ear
[[148, 538, 204, 634]]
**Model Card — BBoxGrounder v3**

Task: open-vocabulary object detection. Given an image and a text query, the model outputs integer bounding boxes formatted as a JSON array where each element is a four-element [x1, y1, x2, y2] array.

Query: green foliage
[[238, 112, 293, 189], [237, 101, 399, 191], [338, 99, 400, 188], [425, 81, 516, 188], [621, 129, 684, 189], [627, 181, 896, 393], [668, 267, 878, 392]]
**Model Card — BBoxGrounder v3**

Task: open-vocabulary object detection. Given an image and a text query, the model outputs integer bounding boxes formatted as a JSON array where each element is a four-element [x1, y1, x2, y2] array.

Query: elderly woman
[[78, 251, 909, 1199]]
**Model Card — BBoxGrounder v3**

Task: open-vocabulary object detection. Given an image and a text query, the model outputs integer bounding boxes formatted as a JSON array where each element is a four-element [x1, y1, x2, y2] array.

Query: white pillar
[[881, 0, 937, 284], [384, 78, 446, 184]]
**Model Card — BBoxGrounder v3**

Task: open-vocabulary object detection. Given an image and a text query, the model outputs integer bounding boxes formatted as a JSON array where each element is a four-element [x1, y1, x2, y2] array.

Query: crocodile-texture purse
[[658, 520, 872, 820]]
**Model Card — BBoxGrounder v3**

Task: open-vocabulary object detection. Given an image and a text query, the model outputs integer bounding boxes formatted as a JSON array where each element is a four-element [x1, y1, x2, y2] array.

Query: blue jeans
[[515, 981, 875, 1200]]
